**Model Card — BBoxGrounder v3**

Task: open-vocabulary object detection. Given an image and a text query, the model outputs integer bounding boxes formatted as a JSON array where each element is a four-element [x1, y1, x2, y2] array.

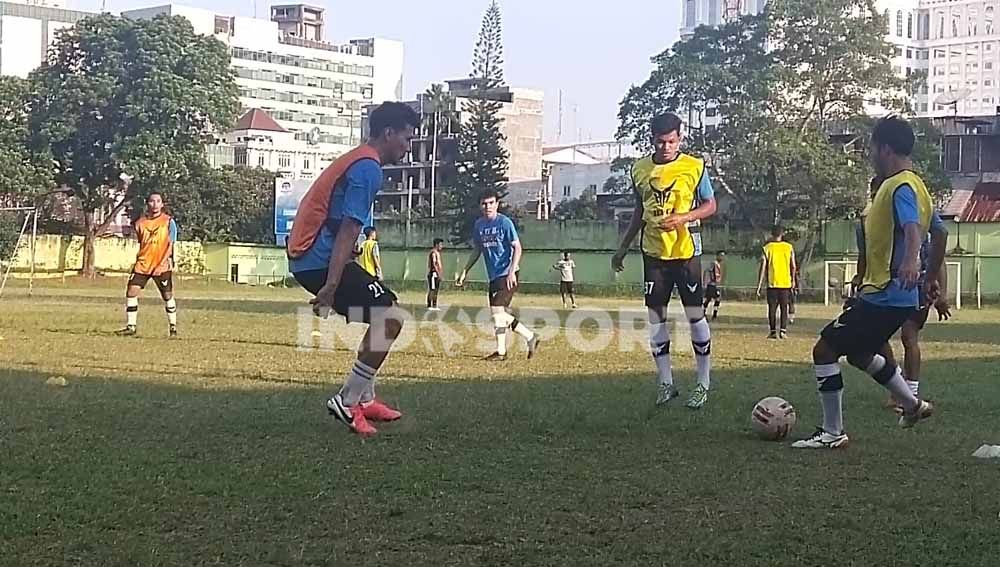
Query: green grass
[[2, 278, 999, 566]]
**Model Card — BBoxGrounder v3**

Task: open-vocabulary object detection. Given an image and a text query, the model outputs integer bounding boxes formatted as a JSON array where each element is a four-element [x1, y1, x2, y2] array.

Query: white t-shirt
[[554, 259, 576, 282]]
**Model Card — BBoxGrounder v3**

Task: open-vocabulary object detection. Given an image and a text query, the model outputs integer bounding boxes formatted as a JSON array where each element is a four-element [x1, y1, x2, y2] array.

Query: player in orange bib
[[116, 192, 179, 337]]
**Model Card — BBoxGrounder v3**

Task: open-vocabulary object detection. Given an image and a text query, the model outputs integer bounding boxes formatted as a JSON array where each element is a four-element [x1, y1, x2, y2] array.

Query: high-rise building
[[124, 4, 404, 164], [679, 0, 1000, 118], [0, 1, 89, 78]]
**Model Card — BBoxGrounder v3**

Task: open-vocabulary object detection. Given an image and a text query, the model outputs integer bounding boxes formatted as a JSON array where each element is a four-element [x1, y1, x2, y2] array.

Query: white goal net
[[0, 207, 38, 299], [824, 260, 962, 309]]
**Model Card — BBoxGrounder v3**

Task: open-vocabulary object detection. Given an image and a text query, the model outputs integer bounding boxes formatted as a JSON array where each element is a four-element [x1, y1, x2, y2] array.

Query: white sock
[[496, 328, 508, 356], [815, 363, 844, 435], [884, 368, 919, 412], [906, 380, 919, 397], [360, 380, 375, 405], [511, 318, 535, 342], [165, 298, 177, 326], [339, 360, 377, 407], [688, 310, 712, 390], [648, 322, 673, 386], [126, 297, 138, 326]]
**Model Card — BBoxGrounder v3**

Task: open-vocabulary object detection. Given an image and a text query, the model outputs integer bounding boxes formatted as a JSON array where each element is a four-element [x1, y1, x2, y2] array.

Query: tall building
[[0, 1, 89, 78], [679, 0, 1000, 118], [124, 4, 404, 165]]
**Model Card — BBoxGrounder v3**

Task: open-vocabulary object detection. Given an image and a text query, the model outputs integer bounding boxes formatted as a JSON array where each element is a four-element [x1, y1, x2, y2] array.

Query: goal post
[[824, 259, 962, 309], [0, 206, 39, 300]]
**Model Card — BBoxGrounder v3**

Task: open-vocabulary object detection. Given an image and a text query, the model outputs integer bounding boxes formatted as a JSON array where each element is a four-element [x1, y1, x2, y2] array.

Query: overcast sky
[[70, 0, 678, 144]]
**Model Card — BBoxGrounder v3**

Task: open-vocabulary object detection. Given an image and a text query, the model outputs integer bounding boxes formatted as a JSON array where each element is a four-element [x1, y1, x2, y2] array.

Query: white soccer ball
[[751, 397, 797, 441]]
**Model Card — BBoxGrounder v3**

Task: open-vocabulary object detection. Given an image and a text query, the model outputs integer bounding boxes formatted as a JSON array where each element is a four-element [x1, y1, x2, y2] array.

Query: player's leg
[[901, 311, 927, 397], [505, 276, 539, 358], [644, 257, 676, 405], [792, 334, 851, 448], [712, 289, 722, 320], [117, 274, 145, 335], [778, 289, 790, 338], [766, 289, 779, 338], [678, 258, 711, 409], [789, 289, 797, 324], [426, 273, 433, 308], [567, 282, 577, 308], [559, 281, 568, 308], [155, 272, 177, 337]]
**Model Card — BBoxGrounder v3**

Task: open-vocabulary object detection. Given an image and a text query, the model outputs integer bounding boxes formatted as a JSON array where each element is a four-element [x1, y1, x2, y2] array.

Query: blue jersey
[[860, 185, 942, 308], [473, 214, 519, 281], [289, 160, 382, 273]]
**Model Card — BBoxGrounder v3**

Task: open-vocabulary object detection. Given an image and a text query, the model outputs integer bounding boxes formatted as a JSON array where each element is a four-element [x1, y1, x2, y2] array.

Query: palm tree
[[422, 84, 458, 217]]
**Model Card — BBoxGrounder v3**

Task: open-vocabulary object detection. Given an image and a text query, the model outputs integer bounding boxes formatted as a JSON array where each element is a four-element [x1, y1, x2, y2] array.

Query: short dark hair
[[480, 189, 500, 202], [717, 250, 727, 256], [364, 226, 376, 237], [651, 113, 683, 137], [147, 192, 164, 200], [871, 115, 915, 156], [771, 225, 784, 238], [563, 251, 571, 257], [368, 102, 420, 138], [433, 238, 444, 246]]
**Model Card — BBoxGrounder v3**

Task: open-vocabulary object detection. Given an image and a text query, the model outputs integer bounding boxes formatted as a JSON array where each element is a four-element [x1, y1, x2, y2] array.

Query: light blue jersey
[[473, 214, 519, 281]]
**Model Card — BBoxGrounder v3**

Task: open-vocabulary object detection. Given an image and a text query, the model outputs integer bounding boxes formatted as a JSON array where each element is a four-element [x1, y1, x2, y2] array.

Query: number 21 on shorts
[[369, 282, 386, 298]]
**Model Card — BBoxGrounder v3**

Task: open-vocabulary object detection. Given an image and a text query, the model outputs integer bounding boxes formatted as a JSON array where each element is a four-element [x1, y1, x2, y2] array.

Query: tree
[[28, 14, 239, 276], [447, 1, 509, 244], [164, 165, 276, 244], [0, 77, 50, 199], [617, 0, 905, 249], [602, 156, 635, 195], [553, 187, 600, 220]]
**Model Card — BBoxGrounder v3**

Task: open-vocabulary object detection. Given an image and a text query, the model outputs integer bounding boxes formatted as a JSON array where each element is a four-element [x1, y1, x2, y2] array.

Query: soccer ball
[[751, 397, 797, 441]]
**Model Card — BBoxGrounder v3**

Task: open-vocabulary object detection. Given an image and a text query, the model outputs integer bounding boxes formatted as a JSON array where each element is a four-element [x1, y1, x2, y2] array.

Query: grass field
[[2, 277, 999, 566]]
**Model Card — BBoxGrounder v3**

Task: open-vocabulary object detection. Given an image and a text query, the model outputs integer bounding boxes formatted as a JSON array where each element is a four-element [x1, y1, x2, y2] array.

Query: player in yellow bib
[[793, 116, 936, 450], [612, 113, 718, 409], [756, 226, 796, 339], [356, 226, 383, 280]]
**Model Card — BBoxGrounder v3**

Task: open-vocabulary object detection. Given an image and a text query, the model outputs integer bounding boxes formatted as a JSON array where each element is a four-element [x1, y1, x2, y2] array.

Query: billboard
[[274, 178, 313, 246]]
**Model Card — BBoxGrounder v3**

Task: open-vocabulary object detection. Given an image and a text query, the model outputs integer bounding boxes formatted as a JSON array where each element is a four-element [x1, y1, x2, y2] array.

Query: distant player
[[793, 115, 935, 450], [552, 251, 577, 308], [611, 112, 718, 409], [853, 179, 951, 408], [357, 226, 383, 280], [456, 190, 541, 361], [427, 238, 444, 311], [702, 250, 725, 320], [116, 192, 178, 337], [756, 226, 796, 339], [286, 102, 419, 437], [788, 264, 801, 325]]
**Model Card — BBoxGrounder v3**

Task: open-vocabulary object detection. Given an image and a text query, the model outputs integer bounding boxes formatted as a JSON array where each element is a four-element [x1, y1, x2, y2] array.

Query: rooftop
[[232, 109, 288, 133]]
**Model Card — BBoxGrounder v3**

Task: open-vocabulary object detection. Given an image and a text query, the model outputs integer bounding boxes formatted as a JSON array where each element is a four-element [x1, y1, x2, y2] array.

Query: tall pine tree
[[448, 1, 509, 244]]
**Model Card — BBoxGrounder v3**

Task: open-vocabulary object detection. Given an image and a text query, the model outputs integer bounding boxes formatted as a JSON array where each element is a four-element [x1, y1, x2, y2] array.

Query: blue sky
[[70, 0, 678, 144]]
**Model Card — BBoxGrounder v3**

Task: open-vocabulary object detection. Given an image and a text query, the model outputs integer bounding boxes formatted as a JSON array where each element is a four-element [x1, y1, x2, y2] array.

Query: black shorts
[[488, 274, 518, 308], [427, 272, 441, 291], [293, 262, 397, 324], [705, 285, 722, 301], [560, 281, 575, 295], [129, 271, 173, 294], [820, 299, 916, 356], [643, 255, 703, 308], [908, 305, 931, 330], [767, 288, 792, 306]]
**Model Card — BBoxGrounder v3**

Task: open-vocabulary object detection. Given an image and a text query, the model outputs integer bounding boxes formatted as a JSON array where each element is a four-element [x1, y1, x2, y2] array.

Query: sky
[[69, 0, 679, 144]]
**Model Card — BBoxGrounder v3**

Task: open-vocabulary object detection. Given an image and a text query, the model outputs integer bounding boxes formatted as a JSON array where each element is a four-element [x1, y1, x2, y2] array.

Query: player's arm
[[433, 251, 443, 275], [612, 181, 643, 272], [373, 242, 383, 280], [660, 169, 718, 231], [894, 185, 923, 289], [789, 249, 797, 288], [926, 212, 950, 317], [456, 246, 481, 287], [507, 239, 523, 289], [756, 249, 768, 297]]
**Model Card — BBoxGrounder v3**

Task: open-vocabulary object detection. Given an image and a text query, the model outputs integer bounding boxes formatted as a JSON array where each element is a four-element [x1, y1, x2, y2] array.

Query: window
[[278, 154, 292, 169], [897, 11, 904, 36], [921, 14, 931, 40], [303, 158, 311, 170], [894, 46, 903, 57], [986, 79, 995, 87], [885, 10, 891, 34], [987, 43, 994, 53], [934, 49, 946, 59], [257, 154, 265, 167], [906, 67, 912, 76], [938, 13, 945, 38], [706, 107, 718, 117], [563, 185, 572, 198], [708, 0, 718, 25], [952, 9, 961, 37], [907, 13, 914, 38], [934, 66, 946, 76], [235, 149, 248, 167], [907, 49, 913, 59], [987, 61, 994, 70], [214, 16, 232, 35], [685, 0, 696, 27], [987, 6, 995, 35], [970, 8, 979, 36], [587, 184, 598, 194]]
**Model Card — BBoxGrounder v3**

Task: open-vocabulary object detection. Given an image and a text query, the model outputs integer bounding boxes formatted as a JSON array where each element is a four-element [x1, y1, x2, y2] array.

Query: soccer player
[[756, 226, 796, 339], [611, 112, 718, 409], [552, 251, 577, 308], [357, 226, 383, 280], [456, 190, 541, 361], [703, 250, 725, 320], [286, 102, 419, 437], [853, 180, 951, 407], [116, 192, 178, 337], [427, 238, 444, 310], [793, 115, 935, 450]]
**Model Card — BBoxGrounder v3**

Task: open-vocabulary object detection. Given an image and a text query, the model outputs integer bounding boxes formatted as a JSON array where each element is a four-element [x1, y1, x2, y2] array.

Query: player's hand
[[455, 271, 466, 288], [505, 271, 518, 290], [850, 273, 863, 288], [611, 249, 627, 273], [310, 282, 338, 319], [934, 298, 952, 321], [756, 287, 762, 299], [898, 260, 920, 289], [658, 213, 687, 232]]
